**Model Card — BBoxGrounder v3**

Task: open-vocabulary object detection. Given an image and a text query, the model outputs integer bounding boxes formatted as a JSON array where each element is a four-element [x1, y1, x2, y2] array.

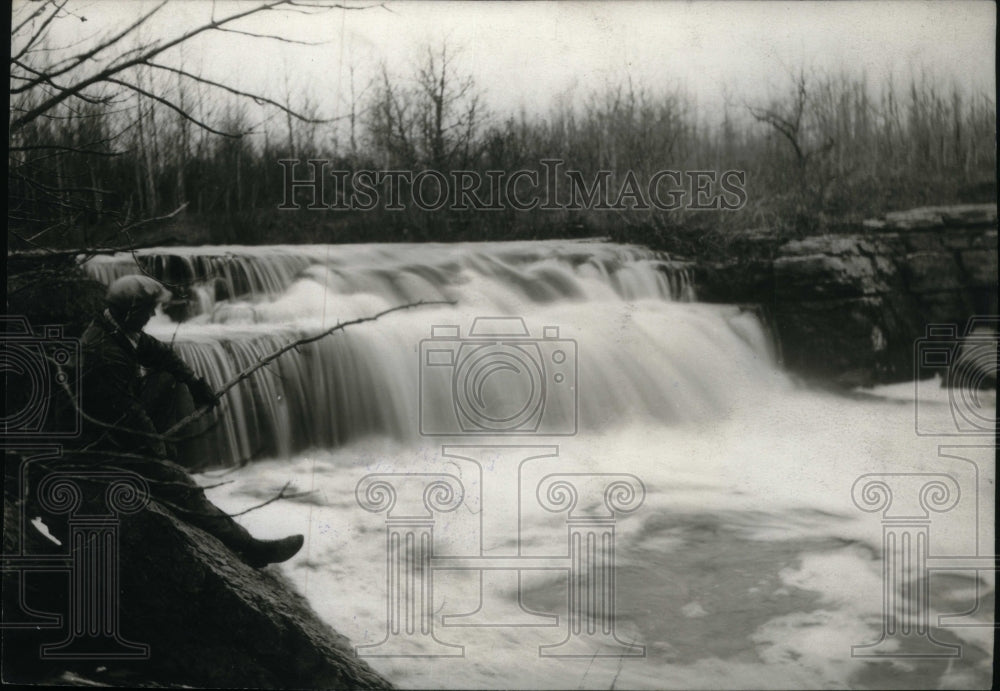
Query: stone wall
[[695, 204, 997, 386]]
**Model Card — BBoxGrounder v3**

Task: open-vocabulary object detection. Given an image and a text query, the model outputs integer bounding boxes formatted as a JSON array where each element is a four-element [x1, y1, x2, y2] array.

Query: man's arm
[[135, 333, 198, 383], [135, 334, 217, 408]]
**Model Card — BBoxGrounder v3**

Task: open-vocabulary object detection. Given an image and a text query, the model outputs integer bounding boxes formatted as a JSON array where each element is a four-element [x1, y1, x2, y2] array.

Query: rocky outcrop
[[2, 472, 392, 689], [695, 204, 997, 386]]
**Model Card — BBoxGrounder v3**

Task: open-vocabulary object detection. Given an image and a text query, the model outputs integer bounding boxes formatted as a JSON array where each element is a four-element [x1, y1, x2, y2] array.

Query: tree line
[[9, 2, 996, 257]]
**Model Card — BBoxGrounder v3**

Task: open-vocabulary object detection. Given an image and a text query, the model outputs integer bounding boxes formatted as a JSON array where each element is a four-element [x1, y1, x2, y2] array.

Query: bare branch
[[11, 0, 301, 131], [224, 481, 316, 517], [215, 26, 329, 45], [11, 0, 69, 64], [38, 301, 452, 461], [12, 58, 118, 105], [164, 300, 455, 437], [746, 102, 806, 164], [10, 143, 124, 157], [12, 1, 169, 95], [104, 77, 245, 137], [145, 62, 338, 124], [114, 201, 190, 236], [11, 1, 55, 39], [9, 204, 190, 260]]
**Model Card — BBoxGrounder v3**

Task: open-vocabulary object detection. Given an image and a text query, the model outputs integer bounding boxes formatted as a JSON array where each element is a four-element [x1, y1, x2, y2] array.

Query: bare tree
[[745, 69, 835, 171], [367, 41, 486, 171], [414, 43, 484, 169], [9, 0, 367, 254], [744, 68, 839, 223]]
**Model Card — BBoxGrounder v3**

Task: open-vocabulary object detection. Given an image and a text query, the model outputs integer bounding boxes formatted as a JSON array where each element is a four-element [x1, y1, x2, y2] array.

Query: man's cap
[[105, 275, 171, 312]]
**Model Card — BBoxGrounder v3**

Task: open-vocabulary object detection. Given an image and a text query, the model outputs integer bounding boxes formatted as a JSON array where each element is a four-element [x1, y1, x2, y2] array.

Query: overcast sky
[[17, 1, 997, 125]]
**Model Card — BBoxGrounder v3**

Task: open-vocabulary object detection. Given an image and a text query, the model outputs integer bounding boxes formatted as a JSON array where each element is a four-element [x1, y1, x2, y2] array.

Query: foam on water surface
[[201, 388, 993, 688]]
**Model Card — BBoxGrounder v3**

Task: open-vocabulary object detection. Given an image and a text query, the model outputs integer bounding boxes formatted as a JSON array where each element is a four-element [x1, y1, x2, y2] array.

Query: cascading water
[[82, 241, 715, 465], [83, 242, 697, 312], [79, 241, 993, 689]]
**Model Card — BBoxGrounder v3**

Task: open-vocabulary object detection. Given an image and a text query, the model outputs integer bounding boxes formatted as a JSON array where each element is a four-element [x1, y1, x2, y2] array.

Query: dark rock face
[[695, 204, 997, 386], [2, 476, 392, 689], [117, 502, 390, 688]]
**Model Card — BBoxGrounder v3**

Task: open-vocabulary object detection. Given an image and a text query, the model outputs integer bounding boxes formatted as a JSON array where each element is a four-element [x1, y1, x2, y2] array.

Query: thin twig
[[163, 299, 455, 437], [225, 480, 315, 517]]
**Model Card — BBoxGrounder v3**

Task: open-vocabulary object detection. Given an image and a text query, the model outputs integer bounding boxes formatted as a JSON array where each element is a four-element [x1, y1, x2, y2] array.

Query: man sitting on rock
[[77, 275, 303, 568]]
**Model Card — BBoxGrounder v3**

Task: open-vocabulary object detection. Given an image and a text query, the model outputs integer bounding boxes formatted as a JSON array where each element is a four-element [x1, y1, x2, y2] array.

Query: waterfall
[[82, 246, 314, 301], [81, 241, 777, 467], [80, 241, 696, 309]]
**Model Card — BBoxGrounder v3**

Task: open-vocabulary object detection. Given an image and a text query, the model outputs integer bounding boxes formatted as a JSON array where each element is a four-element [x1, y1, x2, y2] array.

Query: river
[[83, 241, 994, 689]]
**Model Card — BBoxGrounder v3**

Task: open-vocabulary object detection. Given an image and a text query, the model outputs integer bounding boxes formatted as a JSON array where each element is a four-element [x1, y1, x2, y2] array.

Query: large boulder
[[2, 472, 391, 689]]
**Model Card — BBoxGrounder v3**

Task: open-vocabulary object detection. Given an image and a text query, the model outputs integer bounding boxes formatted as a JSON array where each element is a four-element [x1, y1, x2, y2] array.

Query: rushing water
[[82, 242, 994, 689]]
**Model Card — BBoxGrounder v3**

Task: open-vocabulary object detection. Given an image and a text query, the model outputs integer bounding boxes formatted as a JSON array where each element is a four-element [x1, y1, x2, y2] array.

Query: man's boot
[[238, 534, 305, 568], [146, 469, 305, 569], [176, 503, 304, 568]]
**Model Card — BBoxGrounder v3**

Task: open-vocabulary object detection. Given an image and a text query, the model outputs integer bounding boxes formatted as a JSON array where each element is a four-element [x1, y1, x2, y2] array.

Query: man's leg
[[137, 459, 303, 568], [136, 459, 254, 554], [138, 374, 302, 567]]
